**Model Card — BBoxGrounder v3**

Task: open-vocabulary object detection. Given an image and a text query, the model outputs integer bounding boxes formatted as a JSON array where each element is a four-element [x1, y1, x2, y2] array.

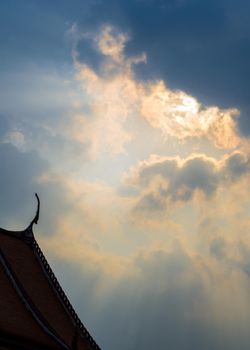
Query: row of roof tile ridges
[[32, 238, 101, 350]]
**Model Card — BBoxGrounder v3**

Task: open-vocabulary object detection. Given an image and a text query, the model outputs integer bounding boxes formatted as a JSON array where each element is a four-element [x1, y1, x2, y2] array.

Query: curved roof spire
[[25, 193, 40, 239], [30, 193, 40, 227]]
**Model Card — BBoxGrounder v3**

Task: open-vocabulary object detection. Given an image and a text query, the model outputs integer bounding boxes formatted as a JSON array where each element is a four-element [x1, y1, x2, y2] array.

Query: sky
[[1, 1, 250, 349]]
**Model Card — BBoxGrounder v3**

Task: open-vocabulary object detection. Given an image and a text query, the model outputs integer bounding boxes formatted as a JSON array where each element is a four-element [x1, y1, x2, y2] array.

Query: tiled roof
[[0, 195, 101, 350]]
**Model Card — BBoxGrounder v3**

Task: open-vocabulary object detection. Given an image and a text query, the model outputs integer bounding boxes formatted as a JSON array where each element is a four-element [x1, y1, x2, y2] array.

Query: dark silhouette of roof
[[0, 194, 101, 350]]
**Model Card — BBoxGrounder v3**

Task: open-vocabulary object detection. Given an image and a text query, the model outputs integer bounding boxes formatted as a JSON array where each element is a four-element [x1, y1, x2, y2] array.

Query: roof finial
[[23, 193, 40, 240], [31, 193, 40, 226]]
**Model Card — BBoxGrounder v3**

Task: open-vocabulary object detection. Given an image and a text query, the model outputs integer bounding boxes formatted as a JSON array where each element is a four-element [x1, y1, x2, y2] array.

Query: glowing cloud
[[140, 81, 240, 149], [69, 24, 242, 159]]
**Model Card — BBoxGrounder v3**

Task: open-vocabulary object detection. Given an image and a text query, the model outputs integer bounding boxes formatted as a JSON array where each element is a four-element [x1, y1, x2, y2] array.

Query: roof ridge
[[32, 238, 101, 350]]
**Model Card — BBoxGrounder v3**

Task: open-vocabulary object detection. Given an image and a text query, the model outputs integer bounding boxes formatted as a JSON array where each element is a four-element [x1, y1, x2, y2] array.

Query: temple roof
[[0, 195, 101, 350]]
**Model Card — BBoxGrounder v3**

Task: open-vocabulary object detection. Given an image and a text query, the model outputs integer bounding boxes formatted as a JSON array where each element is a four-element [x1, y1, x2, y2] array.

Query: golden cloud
[[69, 24, 243, 158]]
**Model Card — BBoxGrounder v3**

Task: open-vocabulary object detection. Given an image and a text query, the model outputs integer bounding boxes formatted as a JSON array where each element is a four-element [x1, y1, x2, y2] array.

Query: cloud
[[1, 8, 250, 350], [140, 81, 240, 149], [124, 152, 250, 213], [2, 0, 250, 135], [68, 24, 146, 159], [42, 234, 250, 350], [35, 164, 250, 350], [97, 25, 128, 63], [70, 24, 242, 159], [35, 160, 250, 349]]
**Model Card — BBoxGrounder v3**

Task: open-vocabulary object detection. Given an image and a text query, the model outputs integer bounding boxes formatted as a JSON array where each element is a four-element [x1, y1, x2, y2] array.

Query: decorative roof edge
[[32, 238, 101, 350], [0, 249, 70, 350]]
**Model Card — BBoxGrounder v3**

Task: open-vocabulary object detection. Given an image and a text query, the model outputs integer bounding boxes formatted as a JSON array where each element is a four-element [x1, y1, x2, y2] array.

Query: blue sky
[[1, 1, 250, 349]]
